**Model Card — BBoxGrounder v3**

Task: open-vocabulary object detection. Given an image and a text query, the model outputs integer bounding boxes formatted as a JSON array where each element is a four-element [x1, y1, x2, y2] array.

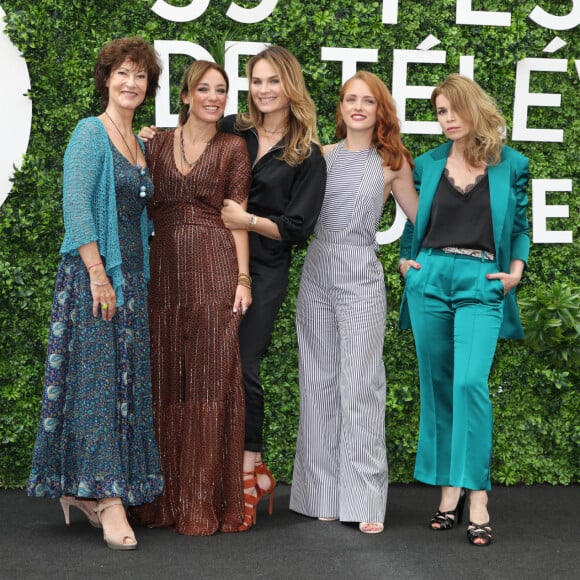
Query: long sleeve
[[59, 117, 125, 304], [60, 121, 106, 252], [509, 154, 530, 265], [399, 160, 423, 259], [268, 146, 327, 244]]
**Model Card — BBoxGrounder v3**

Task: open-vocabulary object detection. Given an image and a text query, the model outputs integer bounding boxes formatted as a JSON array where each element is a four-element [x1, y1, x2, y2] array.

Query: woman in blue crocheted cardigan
[[27, 37, 164, 551]]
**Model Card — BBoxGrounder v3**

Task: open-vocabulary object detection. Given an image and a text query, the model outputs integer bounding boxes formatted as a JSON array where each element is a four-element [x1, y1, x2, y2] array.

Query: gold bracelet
[[238, 273, 252, 289], [248, 214, 258, 231]]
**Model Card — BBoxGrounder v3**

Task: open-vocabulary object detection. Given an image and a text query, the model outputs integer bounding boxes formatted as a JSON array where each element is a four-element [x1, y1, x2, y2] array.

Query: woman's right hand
[[138, 125, 157, 142], [398, 259, 421, 279], [221, 199, 248, 230], [90, 268, 117, 320]]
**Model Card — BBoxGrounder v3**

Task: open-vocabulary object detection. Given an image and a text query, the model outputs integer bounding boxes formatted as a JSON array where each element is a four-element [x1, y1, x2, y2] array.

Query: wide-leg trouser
[[290, 243, 388, 522], [404, 249, 505, 491]]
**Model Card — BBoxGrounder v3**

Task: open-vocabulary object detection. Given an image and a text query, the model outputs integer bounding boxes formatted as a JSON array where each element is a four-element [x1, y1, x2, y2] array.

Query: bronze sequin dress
[[131, 130, 251, 535]]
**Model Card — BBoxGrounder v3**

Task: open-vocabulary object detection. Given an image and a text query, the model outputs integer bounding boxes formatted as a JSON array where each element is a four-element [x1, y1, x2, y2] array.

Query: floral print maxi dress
[[27, 145, 164, 505]]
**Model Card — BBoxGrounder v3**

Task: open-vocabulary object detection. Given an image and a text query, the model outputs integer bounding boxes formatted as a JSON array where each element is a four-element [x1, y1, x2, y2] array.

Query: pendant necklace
[[105, 111, 147, 198]]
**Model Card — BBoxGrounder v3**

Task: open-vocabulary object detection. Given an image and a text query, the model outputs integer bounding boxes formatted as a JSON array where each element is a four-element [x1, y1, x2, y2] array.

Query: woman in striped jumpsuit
[[290, 71, 418, 533]]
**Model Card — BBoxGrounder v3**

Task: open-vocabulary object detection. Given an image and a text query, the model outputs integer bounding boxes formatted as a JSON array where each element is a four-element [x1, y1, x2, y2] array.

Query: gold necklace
[[104, 111, 139, 167]]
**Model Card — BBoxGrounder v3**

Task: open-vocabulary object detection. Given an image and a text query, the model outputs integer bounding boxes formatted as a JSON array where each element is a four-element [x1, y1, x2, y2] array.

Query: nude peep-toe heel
[[59, 496, 102, 528], [94, 499, 138, 551]]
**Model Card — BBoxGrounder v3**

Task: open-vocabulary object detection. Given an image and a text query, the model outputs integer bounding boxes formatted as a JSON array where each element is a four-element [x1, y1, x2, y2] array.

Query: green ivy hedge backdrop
[[0, 1, 578, 488]]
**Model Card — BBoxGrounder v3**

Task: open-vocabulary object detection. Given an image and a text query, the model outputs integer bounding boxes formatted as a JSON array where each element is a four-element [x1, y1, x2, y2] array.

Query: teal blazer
[[399, 141, 530, 339]]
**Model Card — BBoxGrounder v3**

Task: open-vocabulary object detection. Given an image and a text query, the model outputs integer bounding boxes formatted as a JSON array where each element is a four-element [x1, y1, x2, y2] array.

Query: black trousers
[[239, 261, 289, 452]]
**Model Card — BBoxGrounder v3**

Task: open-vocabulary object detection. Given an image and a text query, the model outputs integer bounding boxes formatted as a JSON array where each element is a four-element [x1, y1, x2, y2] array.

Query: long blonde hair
[[236, 46, 318, 166], [431, 74, 506, 166], [336, 71, 413, 171]]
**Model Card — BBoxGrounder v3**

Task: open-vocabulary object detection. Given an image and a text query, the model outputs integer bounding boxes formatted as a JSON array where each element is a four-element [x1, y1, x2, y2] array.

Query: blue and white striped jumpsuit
[[290, 142, 389, 523]]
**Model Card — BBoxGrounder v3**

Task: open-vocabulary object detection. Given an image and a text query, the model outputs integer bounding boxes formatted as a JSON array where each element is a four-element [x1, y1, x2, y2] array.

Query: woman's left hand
[[233, 285, 252, 314], [221, 199, 247, 230], [486, 271, 521, 295], [139, 125, 157, 142]]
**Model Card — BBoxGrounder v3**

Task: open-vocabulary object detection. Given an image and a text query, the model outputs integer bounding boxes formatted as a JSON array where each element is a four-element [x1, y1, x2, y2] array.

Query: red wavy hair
[[336, 71, 414, 171]]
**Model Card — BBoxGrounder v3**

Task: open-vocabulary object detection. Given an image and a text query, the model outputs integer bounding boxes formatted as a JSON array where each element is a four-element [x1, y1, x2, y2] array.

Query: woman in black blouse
[[220, 46, 326, 530], [398, 74, 530, 547]]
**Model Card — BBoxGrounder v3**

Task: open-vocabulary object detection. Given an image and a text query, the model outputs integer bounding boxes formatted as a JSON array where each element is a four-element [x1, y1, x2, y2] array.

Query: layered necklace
[[179, 126, 214, 173], [259, 123, 287, 153], [105, 111, 147, 198], [260, 124, 287, 140], [258, 125, 287, 157], [262, 126, 286, 136]]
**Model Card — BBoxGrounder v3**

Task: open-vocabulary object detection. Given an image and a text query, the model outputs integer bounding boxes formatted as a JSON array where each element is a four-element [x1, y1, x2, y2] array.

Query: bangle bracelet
[[248, 214, 258, 231], [88, 261, 103, 271], [238, 273, 252, 289], [91, 281, 110, 287]]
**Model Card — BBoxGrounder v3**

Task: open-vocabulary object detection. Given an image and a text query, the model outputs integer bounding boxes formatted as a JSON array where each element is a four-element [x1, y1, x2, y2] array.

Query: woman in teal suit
[[398, 74, 529, 547]]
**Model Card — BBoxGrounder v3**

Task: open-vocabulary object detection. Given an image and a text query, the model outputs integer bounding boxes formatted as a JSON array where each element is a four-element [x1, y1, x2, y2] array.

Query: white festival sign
[[0, 5, 32, 207], [1, 1, 577, 244]]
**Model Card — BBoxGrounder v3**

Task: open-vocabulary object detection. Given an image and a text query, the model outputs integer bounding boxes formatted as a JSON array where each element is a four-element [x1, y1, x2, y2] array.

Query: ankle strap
[[94, 498, 124, 513]]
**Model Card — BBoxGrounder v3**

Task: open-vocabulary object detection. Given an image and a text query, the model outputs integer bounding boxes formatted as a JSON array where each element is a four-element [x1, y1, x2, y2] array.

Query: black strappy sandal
[[429, 489, 466, 530], [467, 521, 493, 546]]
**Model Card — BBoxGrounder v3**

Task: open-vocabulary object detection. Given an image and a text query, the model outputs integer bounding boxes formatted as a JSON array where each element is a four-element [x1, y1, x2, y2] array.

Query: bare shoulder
[[322, 143, 339, 158], [388, 157, 413, 178], [383, 157, 414, 193]]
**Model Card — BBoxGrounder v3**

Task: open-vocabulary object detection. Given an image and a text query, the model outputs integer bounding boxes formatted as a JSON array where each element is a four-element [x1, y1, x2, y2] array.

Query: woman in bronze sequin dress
[[131, 61, 252, 535]]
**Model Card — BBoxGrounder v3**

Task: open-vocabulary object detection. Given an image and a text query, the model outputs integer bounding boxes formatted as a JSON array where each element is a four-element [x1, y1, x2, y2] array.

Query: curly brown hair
[[94, 37, 161, 108]]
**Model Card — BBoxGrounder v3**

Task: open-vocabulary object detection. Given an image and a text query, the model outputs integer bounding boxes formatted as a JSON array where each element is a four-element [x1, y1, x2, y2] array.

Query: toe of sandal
[[467, 521, 493, 547]]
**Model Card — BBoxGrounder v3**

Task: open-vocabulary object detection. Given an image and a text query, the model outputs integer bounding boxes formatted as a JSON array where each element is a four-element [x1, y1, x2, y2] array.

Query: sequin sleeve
[[225, 135, 251, 205]]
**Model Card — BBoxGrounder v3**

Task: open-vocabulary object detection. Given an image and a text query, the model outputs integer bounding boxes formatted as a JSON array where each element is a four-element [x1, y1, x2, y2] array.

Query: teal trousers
[[405, 248, 505, 491]]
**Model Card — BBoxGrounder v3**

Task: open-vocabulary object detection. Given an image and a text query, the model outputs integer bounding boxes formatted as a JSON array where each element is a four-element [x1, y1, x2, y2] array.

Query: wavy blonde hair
[[236, 46, 318, 166], [431, 74, 506, 167], [336, 71, 413, 171]]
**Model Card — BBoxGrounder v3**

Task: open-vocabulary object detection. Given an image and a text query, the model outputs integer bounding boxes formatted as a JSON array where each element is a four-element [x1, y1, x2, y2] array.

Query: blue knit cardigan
[[59, 116, 151, 306]]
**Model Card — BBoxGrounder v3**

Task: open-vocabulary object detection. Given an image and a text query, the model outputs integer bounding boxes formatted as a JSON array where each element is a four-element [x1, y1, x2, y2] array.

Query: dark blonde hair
[[94, 37, 161, 108], [177, 60, 229, 126], [237, 46, 317, 166], [431, 74, 506, 166], [337, 71, 413, 171]]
